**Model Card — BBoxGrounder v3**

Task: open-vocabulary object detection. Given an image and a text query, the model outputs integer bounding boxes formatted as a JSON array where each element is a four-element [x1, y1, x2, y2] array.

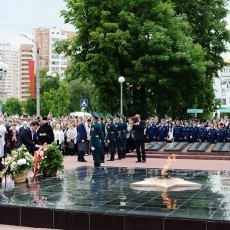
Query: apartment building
[[0, 43, 18, 102], [18, 44, 33, 101], [34, 27, 75, 78]]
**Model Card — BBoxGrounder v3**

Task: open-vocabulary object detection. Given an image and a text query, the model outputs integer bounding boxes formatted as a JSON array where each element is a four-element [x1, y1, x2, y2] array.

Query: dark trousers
[[135, 139, 145, 161]]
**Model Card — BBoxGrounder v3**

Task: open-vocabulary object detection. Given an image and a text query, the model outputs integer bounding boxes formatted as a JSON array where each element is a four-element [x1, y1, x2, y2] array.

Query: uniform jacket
[[90, 122, 102, 148], [106, 122, 116, 142], [121, 121, 127, 139]]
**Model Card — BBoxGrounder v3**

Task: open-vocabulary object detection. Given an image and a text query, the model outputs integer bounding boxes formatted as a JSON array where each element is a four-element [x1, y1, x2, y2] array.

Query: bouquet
[[4, 145, 34, 175], [36, 143, 64, 176]]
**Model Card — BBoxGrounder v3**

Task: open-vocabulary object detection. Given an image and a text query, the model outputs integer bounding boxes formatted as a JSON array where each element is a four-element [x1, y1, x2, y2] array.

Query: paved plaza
[[1, 154, 230, 229]]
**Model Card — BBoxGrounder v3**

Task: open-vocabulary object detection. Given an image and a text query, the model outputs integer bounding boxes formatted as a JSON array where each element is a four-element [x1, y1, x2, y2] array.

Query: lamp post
[[46, 70, 57, 78], [0, 61, 7, 113], [20, 33, 41, 117], [118, 76, 125, 115]]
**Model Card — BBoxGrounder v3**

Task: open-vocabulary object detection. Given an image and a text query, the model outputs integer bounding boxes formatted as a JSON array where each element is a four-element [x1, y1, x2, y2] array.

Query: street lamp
[[46, 70, 57, 78], [0, 62, 7, 80], [20, 33, 41, 117], [118, 76, 125, 115]]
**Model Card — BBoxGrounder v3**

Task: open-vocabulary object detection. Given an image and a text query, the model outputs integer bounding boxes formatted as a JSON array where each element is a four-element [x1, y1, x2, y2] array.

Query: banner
[[28, 60, 35, 99]]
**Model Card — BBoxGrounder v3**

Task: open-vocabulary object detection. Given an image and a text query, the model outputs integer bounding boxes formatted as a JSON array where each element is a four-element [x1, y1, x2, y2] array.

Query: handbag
[[77, 142, 87, 151], [67, 140, 75, 150]]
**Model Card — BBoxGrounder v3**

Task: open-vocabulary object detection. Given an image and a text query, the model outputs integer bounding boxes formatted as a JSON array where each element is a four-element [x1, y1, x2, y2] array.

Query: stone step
[[125, 153, 230, 160]]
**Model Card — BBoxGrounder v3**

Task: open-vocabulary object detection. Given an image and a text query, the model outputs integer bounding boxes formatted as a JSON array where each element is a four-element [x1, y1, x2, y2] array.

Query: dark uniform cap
[[43, 116, 48, 120], [99, 113, 105, 119], [121, 114, 126, 120], [108, 114, 114, 120], [115, 114, 120, 118], [92, 111, 100, 119]]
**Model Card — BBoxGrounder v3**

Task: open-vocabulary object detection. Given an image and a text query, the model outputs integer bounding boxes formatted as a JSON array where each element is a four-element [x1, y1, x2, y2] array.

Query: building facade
[[18, 44, 33, 101], [33, 27, 75, 79], [214, 66, 230, 108], [0, 43, 19, 102]]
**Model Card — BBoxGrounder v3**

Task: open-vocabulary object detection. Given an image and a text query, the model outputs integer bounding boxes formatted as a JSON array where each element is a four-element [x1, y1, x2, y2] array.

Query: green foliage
[[38, 143, 64, 176], [172, 0, 230, 75], [40, 81, 71, 116], [3, 97, 22, 116], [24, 98, 36, 116], [55, 0, 229, 118], [40, 68, 60, 95], [68, 79, 93, 112]]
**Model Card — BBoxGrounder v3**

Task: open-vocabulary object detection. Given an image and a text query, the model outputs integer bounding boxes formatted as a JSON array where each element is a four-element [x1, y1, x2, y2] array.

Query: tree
[[40, 68, 60, 95], [56, 0, 229, 118], [40, 81, 71, 117], [3, 97, 22, 116], [24, 98, 36, 116], [172, 0, 229, 76], [68, 79, 93, 112]]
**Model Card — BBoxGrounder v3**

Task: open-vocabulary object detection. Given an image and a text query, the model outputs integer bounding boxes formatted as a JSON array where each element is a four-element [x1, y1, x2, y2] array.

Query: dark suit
[[16, 128, 40, 154], [77, 122, 87, 161], [132, 120, 146, 162], [18, 126, 28, 137], [37, 123, 54, 144]]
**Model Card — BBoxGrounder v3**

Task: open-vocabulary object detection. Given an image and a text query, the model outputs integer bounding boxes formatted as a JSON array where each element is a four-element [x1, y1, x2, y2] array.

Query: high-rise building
[[33, 27, 75, 78], [18, 44, 33, 101], [0, 43, 19, 102]]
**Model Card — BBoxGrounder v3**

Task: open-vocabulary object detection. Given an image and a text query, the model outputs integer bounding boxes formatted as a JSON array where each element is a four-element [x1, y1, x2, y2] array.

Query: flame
[[161, 192, 177, 209], [161, 154, 176, 177]]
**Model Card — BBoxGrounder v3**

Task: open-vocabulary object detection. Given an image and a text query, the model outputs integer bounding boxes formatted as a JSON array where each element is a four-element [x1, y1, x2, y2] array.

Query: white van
[[70, 111, 91, 118]]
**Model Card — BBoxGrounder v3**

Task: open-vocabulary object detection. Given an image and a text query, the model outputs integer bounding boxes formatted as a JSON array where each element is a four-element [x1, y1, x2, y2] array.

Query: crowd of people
[[0, 113, 229, 168]]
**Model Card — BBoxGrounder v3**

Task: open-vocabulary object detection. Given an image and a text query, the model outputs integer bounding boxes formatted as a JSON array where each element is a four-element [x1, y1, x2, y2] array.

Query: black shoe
[[117, 158, 122, 160], [142, 160, 146, 163], [107, 159, 114, 161], [136, 160, 141, 163], [81, 160, 87, 162]]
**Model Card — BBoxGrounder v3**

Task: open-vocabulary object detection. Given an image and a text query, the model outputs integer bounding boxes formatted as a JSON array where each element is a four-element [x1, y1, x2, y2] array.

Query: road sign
[[187, 109, 203, 114], [80, 99, 88, 108], [219, 108, 230, 113]]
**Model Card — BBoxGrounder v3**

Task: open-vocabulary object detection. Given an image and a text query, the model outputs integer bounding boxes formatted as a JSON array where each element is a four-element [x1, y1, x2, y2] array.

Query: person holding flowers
[[16, 121, 42, 154]]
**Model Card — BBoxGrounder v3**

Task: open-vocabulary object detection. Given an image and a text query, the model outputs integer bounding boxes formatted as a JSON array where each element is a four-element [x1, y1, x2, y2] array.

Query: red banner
[[28, 60, 35, 99]]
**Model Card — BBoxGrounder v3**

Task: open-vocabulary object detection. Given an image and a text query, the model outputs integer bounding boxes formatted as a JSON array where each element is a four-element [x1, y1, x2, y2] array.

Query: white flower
[[17, 159, 27, 166], [11, 161, 17, 170]]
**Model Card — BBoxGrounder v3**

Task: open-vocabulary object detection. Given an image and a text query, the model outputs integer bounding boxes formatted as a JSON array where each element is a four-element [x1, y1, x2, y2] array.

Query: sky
[[0, 0, 75, 47]]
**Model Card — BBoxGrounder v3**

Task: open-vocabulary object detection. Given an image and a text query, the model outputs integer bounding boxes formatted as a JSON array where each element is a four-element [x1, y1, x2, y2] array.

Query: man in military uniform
[[157, 118, 168, 141], [190, 119, 199, 143], [106, 114, 116, 161], [114, 114, 123, 160], [198, 121, 207, 142], [99, 113, 106, 163], [207, 122, 217, 143], [90, 112, 103, 167], [217, 123, 226, 142], [173, 120, 182, 142], [120, 114, 127, 158], [146, 117, 157, 142], [182, 120, 191, 142], [37, 116, 54, 145]]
